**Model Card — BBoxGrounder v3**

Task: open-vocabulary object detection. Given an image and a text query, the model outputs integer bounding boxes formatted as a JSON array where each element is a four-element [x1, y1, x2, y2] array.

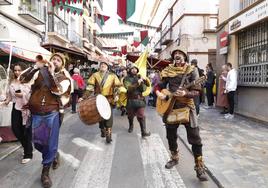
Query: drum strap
[[100, 71, 109, 89]]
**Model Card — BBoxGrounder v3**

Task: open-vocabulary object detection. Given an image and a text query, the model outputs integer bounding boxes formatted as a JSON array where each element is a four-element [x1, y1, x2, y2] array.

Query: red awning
[[126, 54, 171, 70]]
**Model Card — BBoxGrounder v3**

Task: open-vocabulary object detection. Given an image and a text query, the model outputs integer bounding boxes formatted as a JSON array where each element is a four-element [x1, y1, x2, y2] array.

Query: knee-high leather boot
[[128, 117, 134, 133], [105, 128, 112, 143], [137, 118, 150, 137], [41, 165, 52, 188], [165, 150, 179, 169], [194, 156, 208, 181]]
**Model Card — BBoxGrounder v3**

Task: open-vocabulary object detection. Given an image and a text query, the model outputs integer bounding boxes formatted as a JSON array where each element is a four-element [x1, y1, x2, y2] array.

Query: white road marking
[[71, 134, 117, 188], [138, 134, 186, 188], [58, 149, 80, 169], [72, 137, 103, 151]]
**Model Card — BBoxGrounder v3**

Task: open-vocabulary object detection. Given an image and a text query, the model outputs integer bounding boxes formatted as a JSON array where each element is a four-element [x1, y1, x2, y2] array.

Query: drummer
[[80, 61, 121, 143]]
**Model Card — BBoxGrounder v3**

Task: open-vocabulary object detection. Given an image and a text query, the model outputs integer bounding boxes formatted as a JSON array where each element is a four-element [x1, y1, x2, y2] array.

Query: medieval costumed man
[[20, 53, 72, 188], [154, 49, 208, 181], [123, 64, 151, 137], [80, 62, 121, 143]]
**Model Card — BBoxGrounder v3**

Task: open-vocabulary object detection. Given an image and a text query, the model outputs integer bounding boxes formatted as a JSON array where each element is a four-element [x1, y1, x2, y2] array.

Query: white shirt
[[224, 68, 237, 92]]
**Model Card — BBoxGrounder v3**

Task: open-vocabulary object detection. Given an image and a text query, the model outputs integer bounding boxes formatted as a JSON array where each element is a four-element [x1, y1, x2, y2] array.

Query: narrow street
[[0, 107, 218, 188]]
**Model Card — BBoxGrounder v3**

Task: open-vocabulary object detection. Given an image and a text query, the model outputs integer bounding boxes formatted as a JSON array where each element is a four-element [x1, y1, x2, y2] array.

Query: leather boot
[[106, 128, 112, 143], [52, 152, 60, 170], [101, 129, 105, 138], [165, 151, 179, 169], [128, 118, 134, 133], [41, 165, 52, 188], [194, 156, 208, 181], [138, 118, 150, 138]]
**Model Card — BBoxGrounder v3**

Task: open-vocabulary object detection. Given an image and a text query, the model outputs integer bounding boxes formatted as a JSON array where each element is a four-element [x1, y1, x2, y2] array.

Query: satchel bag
[[163, 107, 190, 125]]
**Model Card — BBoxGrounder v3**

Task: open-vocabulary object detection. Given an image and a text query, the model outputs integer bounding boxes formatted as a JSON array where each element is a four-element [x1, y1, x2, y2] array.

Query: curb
[[179, 135, 224, 188], [0, 145, 21, 161]]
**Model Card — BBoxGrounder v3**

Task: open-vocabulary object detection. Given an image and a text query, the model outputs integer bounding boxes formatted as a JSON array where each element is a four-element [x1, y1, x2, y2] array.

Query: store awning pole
[[4, 43, 13, 95]]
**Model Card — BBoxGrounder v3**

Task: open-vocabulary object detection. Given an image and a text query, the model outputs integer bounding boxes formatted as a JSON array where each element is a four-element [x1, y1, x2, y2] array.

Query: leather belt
[[32, 110, 58, 116]]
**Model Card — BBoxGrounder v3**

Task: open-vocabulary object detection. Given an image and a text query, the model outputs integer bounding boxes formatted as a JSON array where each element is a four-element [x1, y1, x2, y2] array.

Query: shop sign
[[220, 31, 229, 47], [219, 46, 228, 55], [229, 0, 268, 34]]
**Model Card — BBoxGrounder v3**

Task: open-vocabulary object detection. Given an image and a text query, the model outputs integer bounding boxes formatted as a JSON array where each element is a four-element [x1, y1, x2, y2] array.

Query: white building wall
[[184, 0, 219, 14], [0, 0, 45, 32]]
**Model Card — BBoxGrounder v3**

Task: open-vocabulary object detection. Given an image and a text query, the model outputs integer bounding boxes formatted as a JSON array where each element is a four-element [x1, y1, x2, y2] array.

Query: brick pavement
[[179, 105, 268, 188]]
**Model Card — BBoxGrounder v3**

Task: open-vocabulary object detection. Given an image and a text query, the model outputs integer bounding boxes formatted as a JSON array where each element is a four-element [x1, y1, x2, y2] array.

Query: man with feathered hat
[[154, 49, 208, 181], [20, 52, 72, 188]]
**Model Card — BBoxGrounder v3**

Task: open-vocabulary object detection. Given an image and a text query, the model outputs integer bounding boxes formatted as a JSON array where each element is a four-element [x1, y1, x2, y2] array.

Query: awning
[[127, 54, 171, 70], [0, 42, 51, 62]]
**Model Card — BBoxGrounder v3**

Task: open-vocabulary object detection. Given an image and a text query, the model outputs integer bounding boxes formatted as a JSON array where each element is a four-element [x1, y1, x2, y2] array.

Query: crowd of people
[[0, 49, 238, 187]]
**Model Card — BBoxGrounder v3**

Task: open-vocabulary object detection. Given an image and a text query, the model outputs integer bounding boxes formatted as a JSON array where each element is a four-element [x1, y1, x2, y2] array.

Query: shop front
[[228, 0, 268, 122]]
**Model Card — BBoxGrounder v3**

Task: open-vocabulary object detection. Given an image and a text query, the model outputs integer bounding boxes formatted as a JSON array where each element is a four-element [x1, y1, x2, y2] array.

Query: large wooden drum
[[78, 95, 111, 126]]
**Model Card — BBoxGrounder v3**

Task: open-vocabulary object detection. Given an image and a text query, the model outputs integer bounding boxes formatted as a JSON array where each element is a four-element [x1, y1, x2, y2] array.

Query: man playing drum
[[20, 53, 72, 188], [80, 62, 121, 143], [155, 49, 208, 181], [123, 64, 151, 137]]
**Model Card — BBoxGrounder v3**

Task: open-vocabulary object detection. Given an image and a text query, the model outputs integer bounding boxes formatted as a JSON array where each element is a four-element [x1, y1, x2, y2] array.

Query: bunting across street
[[117, 0, 136, 23]]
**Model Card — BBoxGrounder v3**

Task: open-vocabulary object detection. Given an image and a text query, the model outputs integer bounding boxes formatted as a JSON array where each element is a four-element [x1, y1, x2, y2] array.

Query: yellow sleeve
[[88, 74, 96, 85], [114, 74, 122, 87]]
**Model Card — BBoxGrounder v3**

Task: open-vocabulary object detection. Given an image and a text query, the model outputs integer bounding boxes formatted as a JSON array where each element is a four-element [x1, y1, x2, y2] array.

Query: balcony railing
[[95, 38, 102, 49], [0, 0, 12, 5], [95, 16, 103, 30], [154, 41, 162, 53], [69, 30, 83, 48], [240, 0, 259, 10], [18, 2, 44, 24], [96, 0, 103, 10], [160, 26, 173, 45], [48, 13, 68, 39]]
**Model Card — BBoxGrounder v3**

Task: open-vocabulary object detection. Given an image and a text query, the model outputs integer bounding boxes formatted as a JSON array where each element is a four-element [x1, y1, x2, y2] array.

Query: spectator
[[216, 64, 229, 114], [222, 63, 237, 119], [4, 63, 33, 164], [71, 68, 85, 113], [205, 63, 216, 108], [191, 59, 201, 115]]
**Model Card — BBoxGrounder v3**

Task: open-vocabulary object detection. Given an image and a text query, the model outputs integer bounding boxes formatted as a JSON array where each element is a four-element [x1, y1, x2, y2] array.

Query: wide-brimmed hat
[[171, 49, 188, 62]]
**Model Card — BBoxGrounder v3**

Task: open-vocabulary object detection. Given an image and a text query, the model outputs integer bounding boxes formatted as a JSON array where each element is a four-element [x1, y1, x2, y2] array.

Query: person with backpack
[[71, 68, 85, 113]]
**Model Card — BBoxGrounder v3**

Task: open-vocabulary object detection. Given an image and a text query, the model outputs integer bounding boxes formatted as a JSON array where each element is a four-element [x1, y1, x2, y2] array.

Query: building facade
[[217, 0, 268, 122], [151, 0, 219, 70]]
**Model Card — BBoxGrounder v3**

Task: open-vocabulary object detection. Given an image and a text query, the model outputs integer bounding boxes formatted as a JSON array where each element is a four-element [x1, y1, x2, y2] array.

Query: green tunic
[[123, 75, 149, 109]]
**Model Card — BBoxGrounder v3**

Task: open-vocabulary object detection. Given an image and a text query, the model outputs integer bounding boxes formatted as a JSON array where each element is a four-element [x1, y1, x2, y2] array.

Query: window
[[238, 21, 268, 87], [240, 0, 260, 10]]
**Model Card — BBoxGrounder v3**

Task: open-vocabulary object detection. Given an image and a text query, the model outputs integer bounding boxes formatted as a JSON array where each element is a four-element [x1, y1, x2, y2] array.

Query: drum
[[78, 94, 111, 126]]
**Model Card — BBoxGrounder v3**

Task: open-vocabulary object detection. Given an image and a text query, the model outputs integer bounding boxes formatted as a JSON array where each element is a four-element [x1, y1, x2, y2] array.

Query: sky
[[101, 0, 168, 49]]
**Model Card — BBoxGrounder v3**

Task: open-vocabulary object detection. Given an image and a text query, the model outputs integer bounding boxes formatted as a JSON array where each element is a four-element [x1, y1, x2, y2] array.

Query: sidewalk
[[0, 108, 72, 161], [179, 105, 268, 188]]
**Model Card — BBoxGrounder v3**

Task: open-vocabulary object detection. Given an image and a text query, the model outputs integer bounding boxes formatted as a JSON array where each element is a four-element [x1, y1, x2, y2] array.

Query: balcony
[[160, 27, 173, 45], [18, 2, 44, 25], [154, 41, 162, 53], [0, 0, 12, 5], [48, 13, 68, 43], [69, 30, 83, 48]]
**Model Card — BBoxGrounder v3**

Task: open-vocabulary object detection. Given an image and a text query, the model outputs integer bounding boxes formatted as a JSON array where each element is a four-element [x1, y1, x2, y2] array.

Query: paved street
[[180, 105, 268, 188], [0, 107, 217, 188]]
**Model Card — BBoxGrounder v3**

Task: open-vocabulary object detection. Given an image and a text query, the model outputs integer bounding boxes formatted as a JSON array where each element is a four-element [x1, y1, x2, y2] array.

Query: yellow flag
[[135, 50, 148, 79]]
